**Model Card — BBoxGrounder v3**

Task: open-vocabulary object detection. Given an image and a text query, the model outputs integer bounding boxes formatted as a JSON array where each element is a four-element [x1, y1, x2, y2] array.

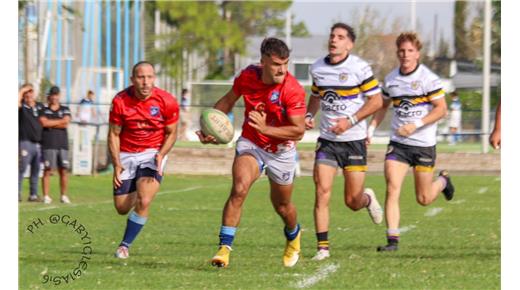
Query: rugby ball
[[200, 108, 235, 144]]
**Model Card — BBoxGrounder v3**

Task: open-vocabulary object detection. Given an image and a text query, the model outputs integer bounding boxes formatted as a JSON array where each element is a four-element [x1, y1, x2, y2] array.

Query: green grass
[[173, 140, 498, 154], [19, 174, 500, 289]]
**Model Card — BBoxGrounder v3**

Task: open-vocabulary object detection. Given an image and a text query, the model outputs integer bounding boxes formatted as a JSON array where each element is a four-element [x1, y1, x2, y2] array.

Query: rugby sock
[[284, 223, 301, 241], [119, 211, 147, 248], [219, 225, 237, 247], [437, 175, 448, 190], [316, 231, 329, 251], [386, 229, 400, 245], [365, 192, 372, 207]]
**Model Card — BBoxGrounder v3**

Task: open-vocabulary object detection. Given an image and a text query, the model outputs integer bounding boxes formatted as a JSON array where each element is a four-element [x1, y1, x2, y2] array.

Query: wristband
[[305, 112, 314, 119], [347, 114, 358, 125], [414, 120, 424, 129]]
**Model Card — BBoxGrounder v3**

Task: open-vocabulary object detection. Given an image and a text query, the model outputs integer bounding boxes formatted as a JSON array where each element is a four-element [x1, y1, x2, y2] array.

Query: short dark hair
[[48, 86, 60, 96], [260, 37, 290, 59], [331, 22, 356, 43], [132, 61, 155, 77]]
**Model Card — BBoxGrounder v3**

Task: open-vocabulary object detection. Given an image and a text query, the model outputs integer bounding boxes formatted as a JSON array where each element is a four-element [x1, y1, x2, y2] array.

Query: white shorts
[[236, 137, 297, 185], [119, 149, 168, 181]]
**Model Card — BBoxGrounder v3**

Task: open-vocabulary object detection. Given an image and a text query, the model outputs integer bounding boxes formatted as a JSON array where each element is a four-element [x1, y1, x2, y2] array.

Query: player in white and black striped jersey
[[368, 32, 455, 252], [304, 23, 385, 261]]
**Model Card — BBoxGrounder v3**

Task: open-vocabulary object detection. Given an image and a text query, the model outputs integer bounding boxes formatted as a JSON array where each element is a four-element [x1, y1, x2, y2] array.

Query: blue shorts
[[113, 149, 167, 195], [113, 166, 163, 195]]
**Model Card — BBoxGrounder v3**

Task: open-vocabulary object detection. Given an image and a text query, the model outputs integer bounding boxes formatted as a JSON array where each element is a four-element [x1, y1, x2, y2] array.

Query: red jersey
[[232, 65, 306, 153], [109, 86, 179, 153]]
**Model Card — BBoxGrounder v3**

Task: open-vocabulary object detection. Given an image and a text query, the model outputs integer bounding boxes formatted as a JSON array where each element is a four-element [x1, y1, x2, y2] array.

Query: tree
[[149, 1, 309, 81], [454, 0, 471, 61]]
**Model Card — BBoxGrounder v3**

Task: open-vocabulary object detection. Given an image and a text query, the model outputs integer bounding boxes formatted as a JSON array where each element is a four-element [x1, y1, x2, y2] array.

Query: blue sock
[[284, 223, 300, 241], [120, 211, 147, 248], [219, 225, 237, 247]]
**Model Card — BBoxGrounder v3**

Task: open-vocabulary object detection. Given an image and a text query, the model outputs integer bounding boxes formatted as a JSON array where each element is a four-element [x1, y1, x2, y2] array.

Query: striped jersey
[[382, 64, 445, 147], [310, 54, 381, 142]]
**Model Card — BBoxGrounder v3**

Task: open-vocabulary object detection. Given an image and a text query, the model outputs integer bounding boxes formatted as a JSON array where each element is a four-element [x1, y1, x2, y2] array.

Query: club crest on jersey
[[150, 106, 160, 117], [411, 81, 421, 90], [270, 91, 280, 104], [339, 73, 348, 82]]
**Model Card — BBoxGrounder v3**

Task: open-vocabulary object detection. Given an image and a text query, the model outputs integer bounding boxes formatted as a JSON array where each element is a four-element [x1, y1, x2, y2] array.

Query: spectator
[[448, 91, 462, 145], [18, 83, 44, 202], [39, 86, 72, 204], [179, 88, 191, 141], [77, 90, 97, 124], [489, 99, 501, 149]]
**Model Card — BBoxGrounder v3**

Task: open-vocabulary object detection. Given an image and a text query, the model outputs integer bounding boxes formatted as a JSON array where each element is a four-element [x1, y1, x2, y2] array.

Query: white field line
[[477, 187, 489, 194], [424, 207, 444, 217], [22, 185, 212, 213], [450, 199, 466, 204], [21, 178, 269, 213], [399, 225, 416, 233], [293, 263, 340, 288]]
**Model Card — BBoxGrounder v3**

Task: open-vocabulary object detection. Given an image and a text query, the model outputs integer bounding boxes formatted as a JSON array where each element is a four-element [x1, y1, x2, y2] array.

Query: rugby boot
[[439, 170, 455, 201], [211, 245, 231, 268], [283, 231, 301, 267], [365, 188, 384, 224]]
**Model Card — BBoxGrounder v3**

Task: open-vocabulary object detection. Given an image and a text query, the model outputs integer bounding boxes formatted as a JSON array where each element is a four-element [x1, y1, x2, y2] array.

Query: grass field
[[19, 174, 500, 289]]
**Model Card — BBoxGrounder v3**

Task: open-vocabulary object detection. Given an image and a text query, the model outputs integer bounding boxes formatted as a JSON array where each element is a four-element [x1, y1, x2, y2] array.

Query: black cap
[[48, 86, 60, 96]]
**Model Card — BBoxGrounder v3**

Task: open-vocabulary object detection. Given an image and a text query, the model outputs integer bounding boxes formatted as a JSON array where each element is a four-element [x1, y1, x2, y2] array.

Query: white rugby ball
[[200, 108, 235, 144]]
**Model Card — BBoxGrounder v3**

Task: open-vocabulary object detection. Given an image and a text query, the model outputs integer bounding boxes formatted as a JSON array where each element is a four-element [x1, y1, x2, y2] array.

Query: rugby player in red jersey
[[108, 61, 179, 259], [197, 38, 306, 268]]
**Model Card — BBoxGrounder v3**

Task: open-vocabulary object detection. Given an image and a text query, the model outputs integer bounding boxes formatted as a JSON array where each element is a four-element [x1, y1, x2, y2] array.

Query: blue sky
[[291, 0, 455, 53]]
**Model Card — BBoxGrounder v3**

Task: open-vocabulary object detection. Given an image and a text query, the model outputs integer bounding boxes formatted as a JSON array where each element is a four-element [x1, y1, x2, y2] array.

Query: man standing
[[368, 32, 455, 252], [108, 61, 179, 259], [197, 38, 306, 268], [304, 23, 384, 261], [39, 86, 72, 204], [18, 84, 43, 202], [448, 91, 462, 145], [77, 90, 97, 124]]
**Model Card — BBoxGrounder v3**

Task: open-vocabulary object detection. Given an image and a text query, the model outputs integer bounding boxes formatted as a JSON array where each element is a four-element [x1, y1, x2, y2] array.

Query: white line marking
[[478, 187, 489, 194], [424, 207, 444, 217], [293, 263, 339, 288], [399, 225, 416, 233], [451, 199, 466, 204]]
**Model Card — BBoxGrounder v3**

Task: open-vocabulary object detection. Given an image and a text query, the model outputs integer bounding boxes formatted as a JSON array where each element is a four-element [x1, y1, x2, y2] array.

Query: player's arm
[[108, 123, 124, 188], [156, 122, 177, 176], [366, 97, 392, 143], [397, 96, 447, 137], [248, 112, 305, 141], [304, 94, 320, 130], [197, 89, 240, 144], [214, 89, 241, 114], [329, 93, 383, 135]]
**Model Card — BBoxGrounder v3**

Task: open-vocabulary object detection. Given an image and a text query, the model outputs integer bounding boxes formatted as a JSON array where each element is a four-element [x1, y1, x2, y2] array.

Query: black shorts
[[113, 166, 163, 196], [315, 138, 367, 171], [385, 141, 436, 172]]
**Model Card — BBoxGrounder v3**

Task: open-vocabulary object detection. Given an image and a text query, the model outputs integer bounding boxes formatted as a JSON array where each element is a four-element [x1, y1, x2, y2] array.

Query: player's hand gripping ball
[[200, 108, 235, 144]]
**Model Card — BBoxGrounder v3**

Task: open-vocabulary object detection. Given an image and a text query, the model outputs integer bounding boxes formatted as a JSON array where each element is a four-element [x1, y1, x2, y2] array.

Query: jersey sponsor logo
[[396, 99, 424, 118], [339, 73, 348, 82], [411, 81, 422, 90], [322, 90, 341, 103], [387, 84, 399, 88], [269, 91, 280, 104], [348, 155, 363, 160], [321, 90, 347, 111], [150, 106, 160, 117]]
